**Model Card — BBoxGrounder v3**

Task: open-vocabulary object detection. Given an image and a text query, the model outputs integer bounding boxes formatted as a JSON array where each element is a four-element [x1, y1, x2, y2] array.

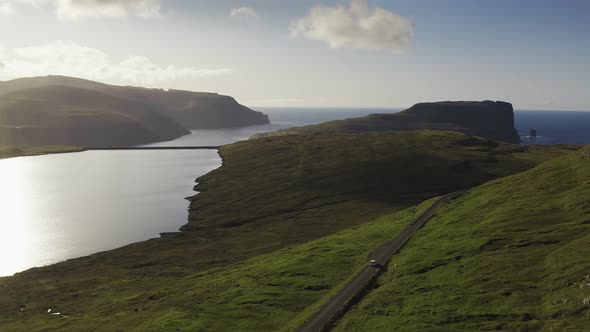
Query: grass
[[0, 146, 82, 160], [335, 146, 590, 331], [0, 131, 578, 331], [0, 200, 435, 331]]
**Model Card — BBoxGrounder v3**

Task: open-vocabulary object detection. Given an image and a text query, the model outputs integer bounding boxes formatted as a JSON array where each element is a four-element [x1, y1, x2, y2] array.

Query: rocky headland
[[254, 100, 520, 144], [0, 76, 269, 147]]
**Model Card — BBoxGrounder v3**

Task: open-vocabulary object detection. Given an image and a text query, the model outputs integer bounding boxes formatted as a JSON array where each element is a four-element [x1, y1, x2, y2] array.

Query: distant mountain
[[0, 76, 269, 147], [254, 100, 520, 143]]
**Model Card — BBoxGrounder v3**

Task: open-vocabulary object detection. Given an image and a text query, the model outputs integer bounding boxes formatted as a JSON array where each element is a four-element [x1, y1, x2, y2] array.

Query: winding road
[[297, 192, 462, 332]]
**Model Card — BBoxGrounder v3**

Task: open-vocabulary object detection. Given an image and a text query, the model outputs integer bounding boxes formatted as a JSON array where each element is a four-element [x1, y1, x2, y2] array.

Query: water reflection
[[0, 110, 387, 276], [0, 150, 220, 276], [0, 158, 35, 276]]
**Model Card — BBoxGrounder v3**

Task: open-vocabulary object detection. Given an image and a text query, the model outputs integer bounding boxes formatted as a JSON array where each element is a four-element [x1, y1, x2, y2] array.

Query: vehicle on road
[[369, 259, 379, 268]]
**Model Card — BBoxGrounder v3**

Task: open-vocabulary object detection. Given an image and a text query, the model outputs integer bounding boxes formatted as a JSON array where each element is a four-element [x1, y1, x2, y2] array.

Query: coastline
[[0, 146, 84, 161], [0, 130, 581, 331]]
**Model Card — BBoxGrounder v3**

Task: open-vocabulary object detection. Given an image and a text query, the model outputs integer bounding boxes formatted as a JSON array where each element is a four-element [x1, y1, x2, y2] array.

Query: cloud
[[229, 7, 259, 20], [0, 0, 162, 19], [290, 0, 413, 52], [7, 0, 161, 20], [55, 0, 161, 20], [0, 41, 231, 85], [0, 1, 14, 15]]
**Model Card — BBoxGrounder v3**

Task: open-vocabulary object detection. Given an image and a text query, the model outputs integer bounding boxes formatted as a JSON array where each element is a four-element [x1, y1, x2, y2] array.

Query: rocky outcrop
[[0, 76, 269, 147], [255, 100, 520, 144], [398, 101, 520, 143]]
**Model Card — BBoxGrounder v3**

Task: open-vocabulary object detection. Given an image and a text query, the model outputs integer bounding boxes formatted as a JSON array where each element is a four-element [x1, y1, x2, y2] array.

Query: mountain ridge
[[0, 75, 269, 146]]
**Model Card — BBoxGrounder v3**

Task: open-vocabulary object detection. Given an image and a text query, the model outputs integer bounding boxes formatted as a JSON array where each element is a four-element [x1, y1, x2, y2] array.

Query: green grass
[[0, 200, 436, 331], [0, 131, 578, 331], [335, 146, 590, 331], [0, 146, 81, 159]]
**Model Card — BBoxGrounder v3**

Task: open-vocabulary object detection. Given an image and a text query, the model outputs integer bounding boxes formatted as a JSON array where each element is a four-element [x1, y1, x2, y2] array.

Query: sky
[[0, 0, 588, 110]]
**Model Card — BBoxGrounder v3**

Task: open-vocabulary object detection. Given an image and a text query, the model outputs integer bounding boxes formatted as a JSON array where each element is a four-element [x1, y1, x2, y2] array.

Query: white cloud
[[229, 7, 259, 20], [0, 1, 14, 15], [6, 0, 162, 20], [290, 0, 413, 52], [55, 0, 161, 20], [0, 41, 231, 85], [10, 0, 161, 21]]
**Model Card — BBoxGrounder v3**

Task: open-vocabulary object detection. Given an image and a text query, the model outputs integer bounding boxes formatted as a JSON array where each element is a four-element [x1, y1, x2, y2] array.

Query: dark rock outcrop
[[397, 101, 520, 143], [0, 75, 269, 147]]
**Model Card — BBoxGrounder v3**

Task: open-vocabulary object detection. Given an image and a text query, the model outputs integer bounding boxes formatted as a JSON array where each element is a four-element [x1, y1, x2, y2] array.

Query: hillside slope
[[0, 76, 269, 146], [0, 131, 575, 330], [0, 86, 190, 147], [336, 146, 590, 331], [254, 101, 520, 143]]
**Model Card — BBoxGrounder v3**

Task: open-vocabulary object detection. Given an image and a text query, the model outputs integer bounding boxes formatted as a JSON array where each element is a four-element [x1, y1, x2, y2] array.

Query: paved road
[[296, 192, 462, 332]]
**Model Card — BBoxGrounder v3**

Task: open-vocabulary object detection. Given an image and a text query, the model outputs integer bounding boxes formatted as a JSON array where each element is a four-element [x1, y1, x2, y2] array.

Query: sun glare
[[0, 158, 35, 276]]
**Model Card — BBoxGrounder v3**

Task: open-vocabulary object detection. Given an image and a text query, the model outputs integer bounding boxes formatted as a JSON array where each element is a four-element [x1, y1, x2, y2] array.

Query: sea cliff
[[0, 76, 269, 147], [253, 100, 520, 144]]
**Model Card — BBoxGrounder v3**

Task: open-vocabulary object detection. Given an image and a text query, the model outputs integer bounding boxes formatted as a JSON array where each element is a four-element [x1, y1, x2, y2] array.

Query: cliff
[[0, 76, 269, 146], [0, 85, 190, 147], [398, 101, 520, 143], [254, 100, 520, 143]]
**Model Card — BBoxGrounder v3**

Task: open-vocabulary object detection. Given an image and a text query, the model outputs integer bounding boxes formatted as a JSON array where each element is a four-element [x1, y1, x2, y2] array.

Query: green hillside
[[0, 75, 270, 147], [0, 199, 432, 331], [0, 131, 576, 331], [0, 85, 190, 147], [336, 146, 590, 331]]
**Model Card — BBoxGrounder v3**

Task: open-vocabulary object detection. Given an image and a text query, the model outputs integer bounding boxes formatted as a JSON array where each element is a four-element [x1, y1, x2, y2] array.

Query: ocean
[[515, 110, 590, 145]]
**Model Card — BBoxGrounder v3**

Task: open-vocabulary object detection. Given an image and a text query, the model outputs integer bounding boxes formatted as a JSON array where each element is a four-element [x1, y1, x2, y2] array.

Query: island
[[0, 76, 269, 147]]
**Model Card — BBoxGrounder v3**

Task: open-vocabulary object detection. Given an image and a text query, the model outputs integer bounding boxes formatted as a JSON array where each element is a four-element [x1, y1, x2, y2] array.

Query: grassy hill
[[335, 146, 590, 331], [0, 75, 269, 147], [0, 131, 576, 331], [0, 85, 190, 147]]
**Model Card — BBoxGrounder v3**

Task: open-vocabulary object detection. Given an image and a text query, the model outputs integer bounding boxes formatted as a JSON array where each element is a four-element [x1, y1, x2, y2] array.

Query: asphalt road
[[296, 192, 462, 332]]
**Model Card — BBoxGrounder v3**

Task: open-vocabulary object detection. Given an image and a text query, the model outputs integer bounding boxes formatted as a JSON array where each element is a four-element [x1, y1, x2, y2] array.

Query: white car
[[369, 259, 379, 267]]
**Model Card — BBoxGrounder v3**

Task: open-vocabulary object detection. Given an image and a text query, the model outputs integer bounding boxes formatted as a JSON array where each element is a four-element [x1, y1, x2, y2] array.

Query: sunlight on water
[[0, 156, 83, 276], [0, 158, 36, 276], [0, 150, 221, 276]]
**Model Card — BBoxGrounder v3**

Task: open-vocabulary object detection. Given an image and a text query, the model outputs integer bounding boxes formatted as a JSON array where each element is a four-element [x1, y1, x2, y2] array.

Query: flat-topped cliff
[[254, 100, 520, 143]]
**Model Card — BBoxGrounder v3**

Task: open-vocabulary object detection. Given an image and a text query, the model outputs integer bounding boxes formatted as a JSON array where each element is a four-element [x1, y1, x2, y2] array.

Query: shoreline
[[0, 145, 223, 161], [0, 146, 84, 161]]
